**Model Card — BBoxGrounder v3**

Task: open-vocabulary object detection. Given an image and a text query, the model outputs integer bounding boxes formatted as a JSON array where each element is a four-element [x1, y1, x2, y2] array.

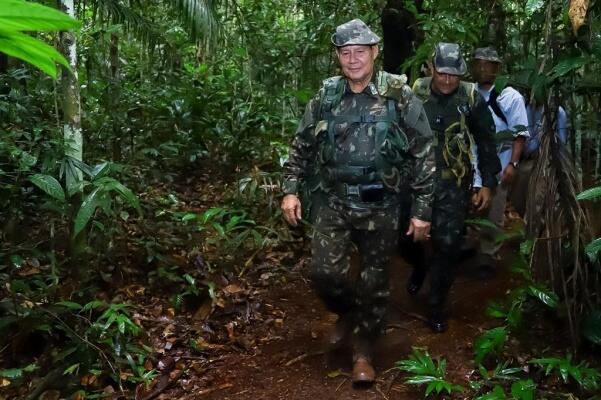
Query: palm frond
[[525, 94, 600, 348], [170, 0, 218, 43], [93, 0, 158, 46]]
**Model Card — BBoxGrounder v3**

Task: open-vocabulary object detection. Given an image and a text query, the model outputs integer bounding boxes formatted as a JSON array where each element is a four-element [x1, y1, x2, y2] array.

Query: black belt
[[333, 182, 386, 202]]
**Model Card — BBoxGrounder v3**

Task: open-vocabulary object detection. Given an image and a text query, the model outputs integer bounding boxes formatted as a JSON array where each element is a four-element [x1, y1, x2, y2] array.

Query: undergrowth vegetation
[[1, 0, 600, 398]]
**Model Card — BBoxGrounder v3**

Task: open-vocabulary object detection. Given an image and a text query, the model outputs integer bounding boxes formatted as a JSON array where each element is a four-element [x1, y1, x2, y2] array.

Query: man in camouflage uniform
[[281, 19, 434, 384], [400, 43, 500, 332]]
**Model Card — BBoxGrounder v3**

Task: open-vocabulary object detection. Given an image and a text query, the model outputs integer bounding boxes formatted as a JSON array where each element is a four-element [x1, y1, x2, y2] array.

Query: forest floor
[[5, 170, 582, 400], [123, 175, 525, 400], [174, 254, 519, 400]]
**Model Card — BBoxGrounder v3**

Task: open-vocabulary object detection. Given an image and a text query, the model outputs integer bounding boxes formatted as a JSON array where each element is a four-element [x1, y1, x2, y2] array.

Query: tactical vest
[[314, 71, 412, 193], [412, 77, 475, 186]]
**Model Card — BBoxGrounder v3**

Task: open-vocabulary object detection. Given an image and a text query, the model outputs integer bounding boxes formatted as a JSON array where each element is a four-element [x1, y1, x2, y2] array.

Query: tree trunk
[[58, 0, 82, 189], [110, 33, 121, 162], [482, 0, 506, 54], [58, 0, 85, 257], [380, 0, 423, 79]]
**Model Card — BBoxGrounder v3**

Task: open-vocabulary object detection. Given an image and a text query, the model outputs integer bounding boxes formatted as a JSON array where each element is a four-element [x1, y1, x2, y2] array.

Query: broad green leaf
[[94, 177, 142, 216], [10, 255, 23, 268], [63, 363, 80, 375], [83, 300, 105, 311], [55, 301, 83, 310], [495, 230, 522, 244], [0, 0, 81, 31], [577, 186, 601, 201], [0, 30, 70, 78], [527, 285, 558, 308], [475, 385, 506, 400], [91, 162, 111, 179], [30, 174, 65, 201], [486, 301, 507, 319], [73, 187, 102, 237], [0, 368, 23, 379], [182, 213, 197, 221], [465, 218, 497, 229], [519, 240, 534, 257], [201, 207, 224, 224], [494, 75, 509, 92], [511, 379, 535, 400], [474, 327, 507, 365], [405, 375, 437, 384], [548, 56, 589, 80], [582, 310, 601, 345], [585, 238, 601, 263], [0, 363, 35, 379]]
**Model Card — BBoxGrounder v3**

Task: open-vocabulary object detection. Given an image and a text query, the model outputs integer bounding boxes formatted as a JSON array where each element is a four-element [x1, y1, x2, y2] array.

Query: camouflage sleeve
[[469, 93, 502, 189], [401, 95, 435, 222], [281, 94, 321, 195]]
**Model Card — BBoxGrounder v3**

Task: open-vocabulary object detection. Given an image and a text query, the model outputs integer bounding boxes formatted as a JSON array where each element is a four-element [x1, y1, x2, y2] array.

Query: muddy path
[[176, 252, 518, 400]]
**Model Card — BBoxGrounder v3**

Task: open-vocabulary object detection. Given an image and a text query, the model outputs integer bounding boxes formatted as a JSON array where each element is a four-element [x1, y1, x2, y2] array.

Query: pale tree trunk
[[58, 0, 82, 189]]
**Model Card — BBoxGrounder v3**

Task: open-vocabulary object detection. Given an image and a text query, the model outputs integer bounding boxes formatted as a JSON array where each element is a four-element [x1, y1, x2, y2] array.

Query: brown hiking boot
[[352, 355, 376, 384]]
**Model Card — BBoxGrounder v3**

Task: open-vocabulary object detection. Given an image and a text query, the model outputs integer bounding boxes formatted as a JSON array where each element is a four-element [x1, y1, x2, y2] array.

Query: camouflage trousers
[[310, 195, 400, 340], [400, 179, 470, 308]]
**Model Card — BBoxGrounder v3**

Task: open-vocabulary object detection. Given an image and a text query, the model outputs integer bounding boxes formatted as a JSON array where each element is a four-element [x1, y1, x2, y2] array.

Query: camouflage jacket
[[282, 71, 435, 221], [413, 77, 501, 189]]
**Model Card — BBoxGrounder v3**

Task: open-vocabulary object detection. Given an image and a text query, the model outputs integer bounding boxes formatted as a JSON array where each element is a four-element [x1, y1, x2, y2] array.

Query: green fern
[[395, 347, 464, 397]]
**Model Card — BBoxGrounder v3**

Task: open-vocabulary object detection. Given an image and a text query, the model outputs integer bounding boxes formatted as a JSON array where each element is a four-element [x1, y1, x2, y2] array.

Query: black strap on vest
[[488, 88, 508, 125]]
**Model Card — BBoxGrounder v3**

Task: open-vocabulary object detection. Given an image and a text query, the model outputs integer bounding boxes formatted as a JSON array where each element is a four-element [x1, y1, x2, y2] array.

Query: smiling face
[[336, 45, 378, 91], [431, 68, 461, 95]]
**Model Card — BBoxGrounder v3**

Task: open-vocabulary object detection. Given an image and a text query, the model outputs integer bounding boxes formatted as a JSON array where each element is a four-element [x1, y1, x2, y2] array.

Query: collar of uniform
[[343, 75, 380, 97], [476, 82, 494, 93]]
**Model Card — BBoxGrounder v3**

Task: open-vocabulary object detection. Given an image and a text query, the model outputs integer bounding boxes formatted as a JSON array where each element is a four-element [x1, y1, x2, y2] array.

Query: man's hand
[[281, 194, 302, 226], [501, 163, 518, 186], [406, 217, 431, 242], [471, 187, 493, 212]]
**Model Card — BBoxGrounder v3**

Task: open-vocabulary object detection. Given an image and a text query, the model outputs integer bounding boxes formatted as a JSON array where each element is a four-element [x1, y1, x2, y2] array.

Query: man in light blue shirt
[[523, 104, 568, 157], [472, 47, 529, 267], [510, 102, 568, 215]]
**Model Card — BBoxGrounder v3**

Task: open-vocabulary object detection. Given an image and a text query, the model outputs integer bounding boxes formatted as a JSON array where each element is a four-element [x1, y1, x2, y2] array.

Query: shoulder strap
[[487, 88, 508, 125], [460, 81, 476, 107], [319, 76, 344, 120], [411, 77, 431, 102]]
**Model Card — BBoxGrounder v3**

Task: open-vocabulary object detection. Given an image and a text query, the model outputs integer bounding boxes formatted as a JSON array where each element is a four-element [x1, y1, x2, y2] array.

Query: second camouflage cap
[[331, 18, 380, 47], [433, 42, 467, 75], [473, 46, 501, 62]]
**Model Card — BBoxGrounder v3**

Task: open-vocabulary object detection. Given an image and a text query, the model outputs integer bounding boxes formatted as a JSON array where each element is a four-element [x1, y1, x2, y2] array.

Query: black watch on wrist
[[510, 161, 519, 169]]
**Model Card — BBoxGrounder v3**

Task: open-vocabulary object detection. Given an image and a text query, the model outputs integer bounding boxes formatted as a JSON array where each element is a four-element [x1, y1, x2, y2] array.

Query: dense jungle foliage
[[1, 0, 601, 399]]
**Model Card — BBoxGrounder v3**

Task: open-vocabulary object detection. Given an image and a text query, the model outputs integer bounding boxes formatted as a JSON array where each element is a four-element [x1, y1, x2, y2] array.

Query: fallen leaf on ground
[[38, 390, 60, 400], [327, 369, 343, 378], [193, 300, 213, 320]]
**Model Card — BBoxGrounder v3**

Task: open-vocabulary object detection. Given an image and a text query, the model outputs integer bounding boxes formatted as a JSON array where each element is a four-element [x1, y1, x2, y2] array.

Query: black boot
[[427, 307, 448, 333], [406, 267, 427, 295]]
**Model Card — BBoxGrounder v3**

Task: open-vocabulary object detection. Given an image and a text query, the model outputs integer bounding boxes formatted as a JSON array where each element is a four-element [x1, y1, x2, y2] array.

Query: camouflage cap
[[473, 47, 501, 63], [331, 18, 380, 47], [432, 42, 467, 76]]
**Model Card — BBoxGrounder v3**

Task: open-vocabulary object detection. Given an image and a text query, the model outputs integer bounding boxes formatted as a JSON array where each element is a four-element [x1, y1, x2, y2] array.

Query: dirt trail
[[188, 252, 518, 400]]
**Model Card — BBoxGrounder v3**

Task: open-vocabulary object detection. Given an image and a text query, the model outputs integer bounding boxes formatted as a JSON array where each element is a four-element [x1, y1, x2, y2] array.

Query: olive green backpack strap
[[411, 77, 432, 103], [319, 76, 345, 155]]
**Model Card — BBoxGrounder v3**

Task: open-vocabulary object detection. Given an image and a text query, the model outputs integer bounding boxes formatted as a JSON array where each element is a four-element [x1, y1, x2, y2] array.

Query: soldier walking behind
[[281, 19, 434, 384], [401, 43, 501, 332]]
